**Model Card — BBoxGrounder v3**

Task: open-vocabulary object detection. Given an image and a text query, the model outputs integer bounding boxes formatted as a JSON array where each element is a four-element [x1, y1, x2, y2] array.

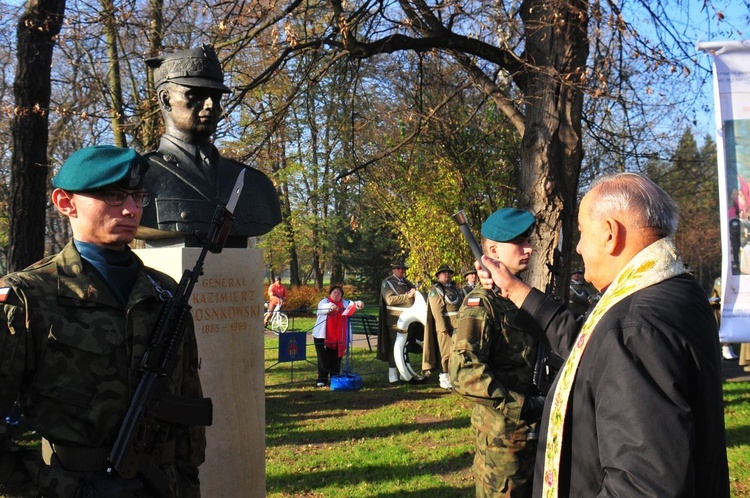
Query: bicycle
[[264, 301, 289, 334]]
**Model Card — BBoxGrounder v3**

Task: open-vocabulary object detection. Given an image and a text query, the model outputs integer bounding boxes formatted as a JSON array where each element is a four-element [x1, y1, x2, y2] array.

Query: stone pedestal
[[135, 247, 265, 497]]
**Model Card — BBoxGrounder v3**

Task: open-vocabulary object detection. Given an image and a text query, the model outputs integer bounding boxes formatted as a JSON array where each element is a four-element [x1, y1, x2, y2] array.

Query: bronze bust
[[137, 45, 281, 247]]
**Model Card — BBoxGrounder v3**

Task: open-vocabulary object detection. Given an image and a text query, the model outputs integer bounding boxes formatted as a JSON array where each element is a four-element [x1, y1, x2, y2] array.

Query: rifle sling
[[155, 394, 213, 426]]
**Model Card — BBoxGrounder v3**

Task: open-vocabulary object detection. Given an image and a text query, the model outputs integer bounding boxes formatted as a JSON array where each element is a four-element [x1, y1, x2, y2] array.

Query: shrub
[[263, 284, 325, 314], [263, 284, 374, 314]]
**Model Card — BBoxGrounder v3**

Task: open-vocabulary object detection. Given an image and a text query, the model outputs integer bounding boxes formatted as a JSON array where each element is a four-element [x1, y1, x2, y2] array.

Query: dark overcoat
[[518, 274, 730, 497]]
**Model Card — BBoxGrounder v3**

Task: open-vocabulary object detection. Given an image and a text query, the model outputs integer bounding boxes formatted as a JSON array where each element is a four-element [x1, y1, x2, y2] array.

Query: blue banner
[[278, 332, 308, 362]]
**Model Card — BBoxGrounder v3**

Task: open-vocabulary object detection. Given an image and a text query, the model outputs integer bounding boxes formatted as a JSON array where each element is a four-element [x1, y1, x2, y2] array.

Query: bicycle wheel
[[271, 312, 289, 333]]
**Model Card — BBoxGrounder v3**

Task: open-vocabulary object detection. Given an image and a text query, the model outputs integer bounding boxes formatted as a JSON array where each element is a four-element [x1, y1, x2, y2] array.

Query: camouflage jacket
[[450, 286, 537, 434], [0, 241, 205, 497]]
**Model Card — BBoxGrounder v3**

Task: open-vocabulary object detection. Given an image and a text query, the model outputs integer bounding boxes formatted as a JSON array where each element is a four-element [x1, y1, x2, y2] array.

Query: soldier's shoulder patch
[[466, 296, 481, 307], [382, 282, 388, 288], [429, 290, 437, 297]]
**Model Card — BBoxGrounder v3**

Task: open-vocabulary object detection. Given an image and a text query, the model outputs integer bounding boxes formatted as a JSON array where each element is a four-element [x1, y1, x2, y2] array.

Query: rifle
[[451, 210, 495, 287], [107, 171, 245, 479], [532, 235, 563, 399]]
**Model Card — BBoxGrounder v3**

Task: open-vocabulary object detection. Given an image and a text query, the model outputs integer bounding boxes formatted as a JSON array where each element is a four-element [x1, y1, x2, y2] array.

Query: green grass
[[265, 335, 475, 497], [724, 381, 750, 496], [266, 334, 750, 497]]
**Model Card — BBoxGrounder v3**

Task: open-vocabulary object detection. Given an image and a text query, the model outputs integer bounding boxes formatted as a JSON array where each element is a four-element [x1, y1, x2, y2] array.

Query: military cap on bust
[[435, 265, 454, 277], [391, 262, 409, 269], [146, 45, 230, 93], [481, 207, 536, 242], [52, 145, 149, 192]]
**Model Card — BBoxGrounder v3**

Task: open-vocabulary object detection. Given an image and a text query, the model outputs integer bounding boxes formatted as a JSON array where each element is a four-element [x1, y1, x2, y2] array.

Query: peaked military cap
[[481, 207, 536, 242], [392, 262, 409, 269], [52, 146, 149, 192], [146, 45, 230, 93], [435, 265, 454, 277]]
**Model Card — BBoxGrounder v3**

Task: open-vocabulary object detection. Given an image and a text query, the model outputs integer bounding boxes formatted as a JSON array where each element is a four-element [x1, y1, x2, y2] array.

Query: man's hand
[[406, 288, 416, 298], [475, 256, 532, 308], [520, 395, 546, 422]]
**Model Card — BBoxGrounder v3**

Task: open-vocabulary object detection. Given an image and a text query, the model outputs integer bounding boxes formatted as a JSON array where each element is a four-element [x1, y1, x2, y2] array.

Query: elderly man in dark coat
[[478, 172, 729, 497]]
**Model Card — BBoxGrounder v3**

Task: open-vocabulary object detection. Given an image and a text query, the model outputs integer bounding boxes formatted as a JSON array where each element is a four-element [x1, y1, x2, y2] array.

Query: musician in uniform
[[377, 262, 417, 383], [462, 268, 478, 297], [422, 265, 462, 390], [568, 269, 591, 316]]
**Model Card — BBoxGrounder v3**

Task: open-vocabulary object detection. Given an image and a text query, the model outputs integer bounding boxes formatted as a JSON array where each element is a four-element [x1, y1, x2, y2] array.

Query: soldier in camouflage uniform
[[450, 208, 545, 498], [422, 265, 461, 390], [0, 146, 207, 497]]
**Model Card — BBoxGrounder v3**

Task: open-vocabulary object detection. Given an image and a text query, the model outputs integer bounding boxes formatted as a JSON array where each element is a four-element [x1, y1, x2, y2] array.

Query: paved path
[[722, 355, 750, 382]]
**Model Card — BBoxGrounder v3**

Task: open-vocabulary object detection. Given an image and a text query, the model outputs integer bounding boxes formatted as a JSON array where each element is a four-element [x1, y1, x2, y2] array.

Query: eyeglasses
[[95, 190, 151, 208]]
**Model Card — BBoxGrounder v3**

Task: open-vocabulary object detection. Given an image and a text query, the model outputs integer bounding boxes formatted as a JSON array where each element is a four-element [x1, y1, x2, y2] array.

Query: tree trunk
[[10, 0, 66, 272], [141, 0, 163, 150], [312, 253, 323, 289], [280, 179, 300, 287], [102, 0, 126, 147], [519, 0, 588, 297]]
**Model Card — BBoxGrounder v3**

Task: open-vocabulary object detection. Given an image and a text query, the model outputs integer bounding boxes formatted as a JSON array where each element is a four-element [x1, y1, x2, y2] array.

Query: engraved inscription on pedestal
[[192, 276, 261, 332], [135, 247, 266, 498]]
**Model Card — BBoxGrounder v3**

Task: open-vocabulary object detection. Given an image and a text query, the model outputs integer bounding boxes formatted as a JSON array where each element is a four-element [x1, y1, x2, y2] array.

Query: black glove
[[520, 395, 545, 422]]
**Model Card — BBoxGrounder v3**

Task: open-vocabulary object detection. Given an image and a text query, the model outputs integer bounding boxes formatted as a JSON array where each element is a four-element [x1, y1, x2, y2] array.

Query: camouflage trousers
[[472, 422, 536, 498]]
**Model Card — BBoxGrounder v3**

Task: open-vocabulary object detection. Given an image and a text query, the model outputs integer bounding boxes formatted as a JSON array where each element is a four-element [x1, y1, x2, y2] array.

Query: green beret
[[52, 146, 149, 192], [146, 45, 230, 93], [481, 208, 536, 242], [435, 265, 454, 277]]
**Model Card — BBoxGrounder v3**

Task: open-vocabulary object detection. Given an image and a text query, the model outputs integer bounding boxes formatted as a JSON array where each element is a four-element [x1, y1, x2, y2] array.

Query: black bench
[[349, 314, 379, 351]]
